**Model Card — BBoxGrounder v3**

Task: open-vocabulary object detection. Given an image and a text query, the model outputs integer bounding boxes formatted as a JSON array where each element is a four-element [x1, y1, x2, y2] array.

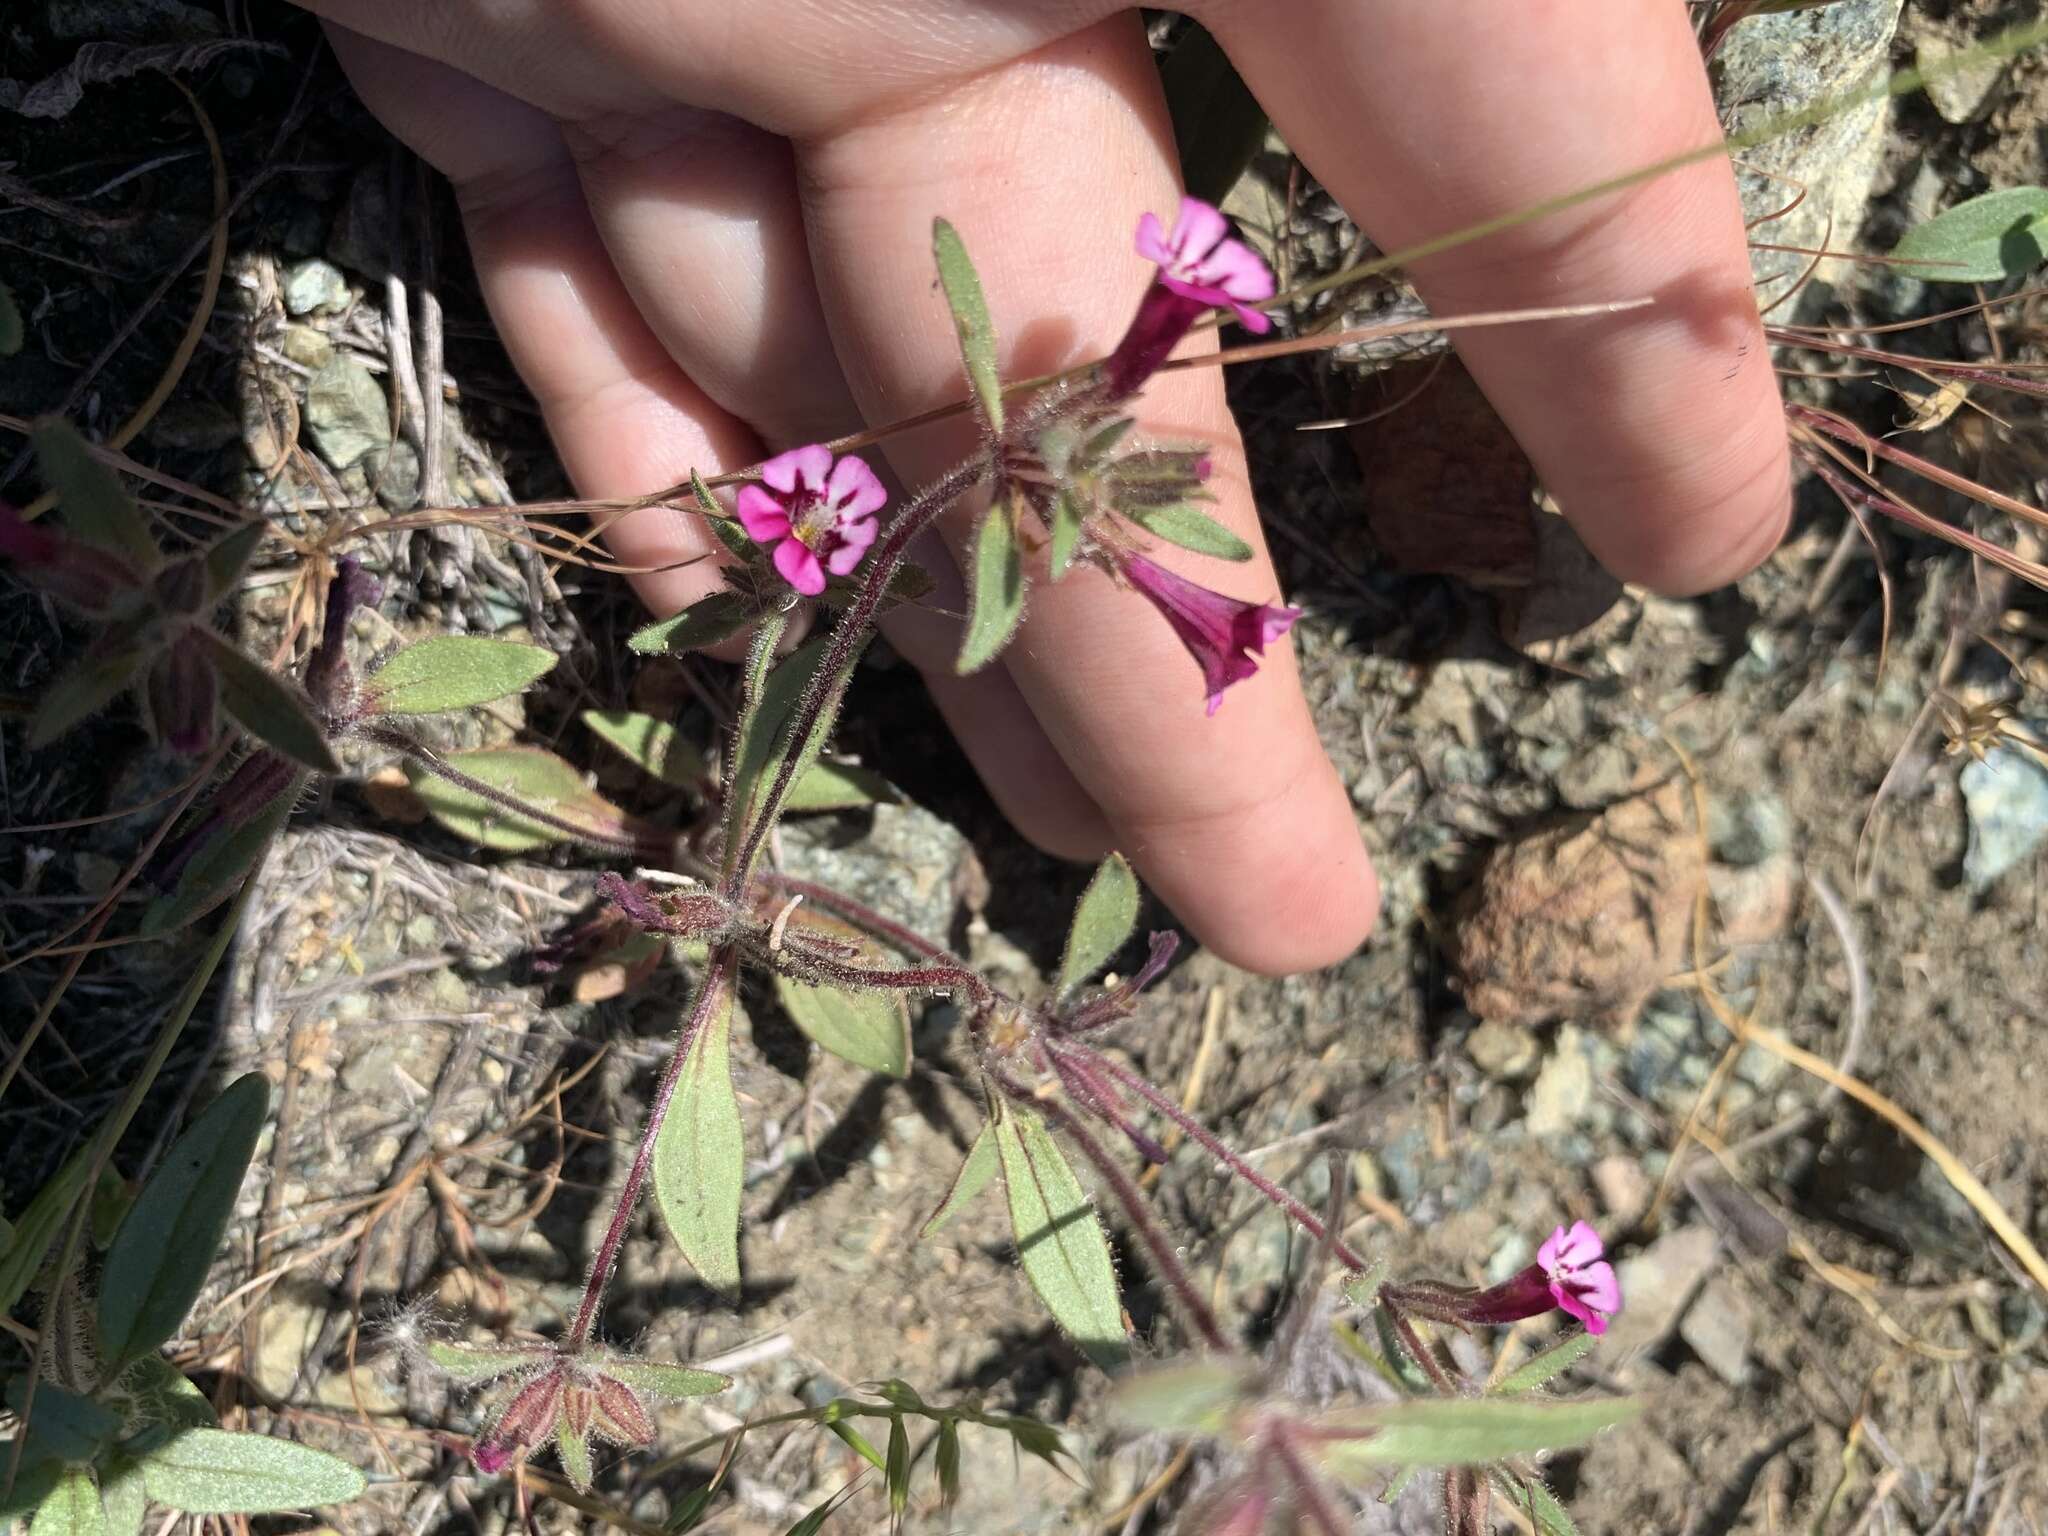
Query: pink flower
[[1538, 1220, 1622, 1335], [735, 445, 886, 597], [1121, 552, 1298, 716], [1136, 197, 1276, 331]]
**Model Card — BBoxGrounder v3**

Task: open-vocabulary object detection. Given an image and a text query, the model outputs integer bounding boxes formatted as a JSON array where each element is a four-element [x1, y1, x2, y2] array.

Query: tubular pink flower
[[0, 499, 142, 614], [1538, 1219, 1622, 1334], [1136, 197, 1276, 328], [1121, 552, 1298, 716], [735, 445, 886, 596], [1104, 198, 1274, 398]]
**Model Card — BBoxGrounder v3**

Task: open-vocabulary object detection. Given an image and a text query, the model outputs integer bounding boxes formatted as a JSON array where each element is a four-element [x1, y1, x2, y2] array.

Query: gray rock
[[1603, 1225, 1719, 1362], [1915, 35, 2006, 125], [1526, 1025, 1594, 1137], [1467, 1018, 1540, 1082], [283, 256, 351, 317], [1680, 1275, 1754, 1385], [1709, 789, 1792, 868], [305, 353, 392, 471], [1713, 0, 1904, 313], [1960, 734, 2048, 890], [778, 802, 971, 946], [47, 0, 221, 40]]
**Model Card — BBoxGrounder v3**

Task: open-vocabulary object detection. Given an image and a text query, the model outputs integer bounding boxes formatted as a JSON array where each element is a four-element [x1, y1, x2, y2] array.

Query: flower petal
[[1201, 236, 1277, 303], [1134, 210, 1173, 267], [1549, 1284, 1603, 1332], [788, 442, 834, 493], [1172, 197, 1229, 265], [1575, 1261, 1623, 1316], [735, 485, 792, 542], [774, 536, 826, 595], [1558, 1220, 1606, 1269], [825, 453, 888, 519]]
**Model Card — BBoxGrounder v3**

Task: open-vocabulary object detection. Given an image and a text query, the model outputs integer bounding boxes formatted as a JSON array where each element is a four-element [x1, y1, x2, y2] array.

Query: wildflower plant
[[4, 198, 1637, 1532]]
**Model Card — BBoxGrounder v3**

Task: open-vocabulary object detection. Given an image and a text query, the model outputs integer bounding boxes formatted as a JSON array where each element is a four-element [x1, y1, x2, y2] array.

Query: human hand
[[300, 0, 1789, 976]]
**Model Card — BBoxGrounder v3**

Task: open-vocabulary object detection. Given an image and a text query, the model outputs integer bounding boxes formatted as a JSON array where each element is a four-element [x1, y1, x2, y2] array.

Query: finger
[[797, 16, 1378, 974], [1203, 0, 1790, 595], [328, 25, 1116, 857]]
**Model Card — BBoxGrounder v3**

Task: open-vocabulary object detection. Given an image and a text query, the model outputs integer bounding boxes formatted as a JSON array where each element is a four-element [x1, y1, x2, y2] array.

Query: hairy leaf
[[1048, 488, 1085, 580], [139, 1428, 365, 1513], [201, 521, 264, 601], [920, 1122, 998, 1238], [1125, 500, 1253, 561], [97, 1460, 146, 1536], [957, 500, 1026, 675], [124, 1356, 216, 1433], [26, 1465, 99, 1536], [1492, 1330, 1596, 1395], [1314, 1395, 1638, 1472], [421, 1341, 535, 1384], [99, 1072, 269, 1370], [1057, 852, 1139, 998], [994, 1102, 1127, 1369], [557, 1409, 594, 1491], [29, 643, 145, 748], [932, 218, 1003, 434], [1893, 185, 2048, 282], [194, 629, 339, 774], [583, 709, 710, 791], [773, 975, 910, 1076], [364, 635, 556, 716], [1492, 1470, 1581, 1536], [782, 759, 899, 813], [33, 416, 158, 570], [407, 746, 629, 852], [5, 1379, 122, 1463], [0, 1458, 61, 1522], [140, 769, 300, 936], [653, 977, 744, 1291], [598, 1359, 730, 1400], [628, 590, 756, 656], [1110, 1359, 1254, 1434]]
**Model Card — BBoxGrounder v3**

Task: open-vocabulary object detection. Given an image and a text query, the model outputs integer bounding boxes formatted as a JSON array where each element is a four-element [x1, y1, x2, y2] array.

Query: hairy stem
[[756, 873, 950, 963], [566, 946, 735, 1346], [721, 457, 988, 892], [1088, 1051, 1370, 1272]]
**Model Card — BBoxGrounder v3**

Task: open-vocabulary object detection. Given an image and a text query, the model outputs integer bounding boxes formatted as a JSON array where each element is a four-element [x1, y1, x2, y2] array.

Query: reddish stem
[[566, 946, 736, 1345]]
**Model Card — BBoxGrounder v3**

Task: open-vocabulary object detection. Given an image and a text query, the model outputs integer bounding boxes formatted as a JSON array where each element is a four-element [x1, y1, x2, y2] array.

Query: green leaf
[[1380, 1463, 1420, 1506], [1109, 1360, 1254, 1435], [823, 1412, 884, 1470], [583, 709, 710, 791], [1892, 185, 2048, 282], [98, 1073, 269, 1371], [931, 218, 1003, 434], [138, 1428, 365, 1514], [1047, 489, 1085, 581], [420, 1341, 535, 1384], [0, 278, 21, 357], [0, 1142, 97, 1316], [193, 630, 338, 774], [0, 1455, 62, 1522], [364, 636, 557, 716], [33, 417, 158, 571], [140, 770, 300, 936], [1492, 1330, 1596, 1395], [556, 1409, 594, 1492], [884, 1417, 910, 1518], [1491, 1470, 1581, 1536], [934, 1418, 961, 1508], [1162, 22, 1269, 206], [773, 976, 910, 1077], [1124, 501, 1253, 561], [27, 1465, 100, 1536], [96, 1460, 146, 1536], [1313, 1395, 1638, 1473], [720, 618, 808, 864], [919, 1122, 998, 1238], [89, 1166, 132, 1250], [629, 590, 756, 656], [652, 977, 744, 1292], [201, 522, 264, 602], [665, 1485, 718, 1532], [407, 746, 630, 852], [1056, 853, 1139, 998], [597, 1360, 730, 1400], [782, 760, 899, 814], [5, 1379, 123, 1463], [29, 645, 145, 748], [993, 1101, 1127, 1370], [122, 1356, 215, 1433], [956, 501, 1026, 675], [781, 1476, 864, 1536]]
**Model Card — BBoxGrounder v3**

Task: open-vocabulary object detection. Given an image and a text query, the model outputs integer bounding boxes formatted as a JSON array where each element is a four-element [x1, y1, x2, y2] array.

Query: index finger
[[1204, 0, 1791, 594]]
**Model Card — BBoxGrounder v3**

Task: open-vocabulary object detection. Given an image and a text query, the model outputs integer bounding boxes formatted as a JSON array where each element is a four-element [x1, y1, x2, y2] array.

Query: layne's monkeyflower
[[1105, 197, 1275, 398], [1120, 551, 1299, 716], [1451, 1220, 1623, 1336], [735, 444, 886, 596]]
